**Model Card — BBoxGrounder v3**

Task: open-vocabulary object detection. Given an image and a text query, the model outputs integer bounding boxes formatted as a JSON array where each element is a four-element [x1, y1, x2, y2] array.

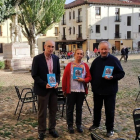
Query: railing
[[76, 16, 82, 23], [61, 20, 66, 25], [114, 33, 121, 38], [115, 16, 121, 22], [76, 33, 82, 39], [62, 35, 66, 40]]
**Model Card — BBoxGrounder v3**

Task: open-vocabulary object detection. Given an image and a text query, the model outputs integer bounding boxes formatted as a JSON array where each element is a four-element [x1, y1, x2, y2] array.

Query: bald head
[[44, 40, 55, 57]]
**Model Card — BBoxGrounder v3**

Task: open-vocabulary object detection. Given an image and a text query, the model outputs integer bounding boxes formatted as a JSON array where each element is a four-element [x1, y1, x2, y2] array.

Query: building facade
[[57, 0, 140, 54]]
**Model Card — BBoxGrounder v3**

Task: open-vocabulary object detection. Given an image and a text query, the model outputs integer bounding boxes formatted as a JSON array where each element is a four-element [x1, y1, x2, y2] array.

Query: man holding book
[[89, 41, 125, 137], [31, 40, 60, 139]]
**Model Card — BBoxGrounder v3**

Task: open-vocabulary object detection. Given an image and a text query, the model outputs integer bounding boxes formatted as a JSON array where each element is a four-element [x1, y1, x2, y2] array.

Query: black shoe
[[38, 133, 45, 140], [106, 130, 114, 137], [89, 125, 99, 131], [68, 126, 74, 134], [49, 130, 59, 138], [77, 126, 83, 133]]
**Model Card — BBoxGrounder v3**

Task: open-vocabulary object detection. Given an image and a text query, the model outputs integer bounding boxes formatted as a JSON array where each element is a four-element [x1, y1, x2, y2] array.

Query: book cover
[[102, 66, 114, 78], [47, 73, 56, 87], [73, 67, 82, 79]]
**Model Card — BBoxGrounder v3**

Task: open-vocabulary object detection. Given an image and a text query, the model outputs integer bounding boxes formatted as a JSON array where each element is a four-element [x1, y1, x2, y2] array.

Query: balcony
[[114, 33, 121, 38], [76, 16, 82, 23], [115, 16, 121, 22], [62, 35, 66, 40], [61, 20, 66, 25], [77, 33, 82, 40]]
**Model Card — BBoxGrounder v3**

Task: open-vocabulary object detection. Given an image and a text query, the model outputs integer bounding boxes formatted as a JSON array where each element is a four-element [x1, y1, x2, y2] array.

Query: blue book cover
[[47, 73, 56, 87], [73, 67, 82, 79], [102, 66, 114, 78]]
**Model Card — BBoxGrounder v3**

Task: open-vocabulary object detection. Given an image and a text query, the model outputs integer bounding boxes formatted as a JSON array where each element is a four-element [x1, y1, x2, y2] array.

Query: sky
[[65, 0, 75, 4]]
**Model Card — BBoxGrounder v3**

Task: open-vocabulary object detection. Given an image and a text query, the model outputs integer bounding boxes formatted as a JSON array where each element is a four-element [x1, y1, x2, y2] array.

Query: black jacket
[[90, 54, 125, 95], [31, 53, 60, 96]]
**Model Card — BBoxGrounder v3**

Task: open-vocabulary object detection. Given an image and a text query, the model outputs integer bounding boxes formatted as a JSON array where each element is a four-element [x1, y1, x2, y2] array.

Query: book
[[102, 66, 114, 78], [47, 73, 56, 87], [73, 67, 82, 79]]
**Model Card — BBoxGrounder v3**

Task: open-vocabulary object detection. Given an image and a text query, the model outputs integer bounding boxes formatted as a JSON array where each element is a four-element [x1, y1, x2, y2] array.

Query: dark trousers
[[125, 54, 128, 61], [38, 89, 57, 133], [93, 94, 116, 131], [120, 55, 126, 61], [66, 92, 85, 127]]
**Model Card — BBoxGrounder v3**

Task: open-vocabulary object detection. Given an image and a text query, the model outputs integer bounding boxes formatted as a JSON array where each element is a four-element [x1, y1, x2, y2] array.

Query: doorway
[[115, 41, 120, 51]]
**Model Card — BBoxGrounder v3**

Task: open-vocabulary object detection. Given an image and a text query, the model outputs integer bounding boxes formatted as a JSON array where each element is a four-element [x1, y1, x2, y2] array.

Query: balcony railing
[[62, 35, 66, 40], [76, 33, 82, 39], [115, 16, 121, 22], [114, 33, 121, 38], [76, 16, 82, 23], [61, 20, 66, 25]]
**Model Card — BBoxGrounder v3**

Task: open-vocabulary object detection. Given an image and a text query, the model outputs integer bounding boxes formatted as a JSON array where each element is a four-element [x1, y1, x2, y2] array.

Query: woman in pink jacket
[[62, 48, 91, 134]]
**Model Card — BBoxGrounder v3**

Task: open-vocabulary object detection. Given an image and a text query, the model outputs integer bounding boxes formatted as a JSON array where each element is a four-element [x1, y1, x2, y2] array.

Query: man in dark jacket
[[89, 41, 125, 138], [120, 47, 126, 62], [32, 40, 60, 139], [125, 47, 129, 62]]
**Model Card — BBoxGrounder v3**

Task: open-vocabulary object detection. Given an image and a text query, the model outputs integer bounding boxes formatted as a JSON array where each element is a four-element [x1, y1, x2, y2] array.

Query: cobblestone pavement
[[0, 54, 140, 140]]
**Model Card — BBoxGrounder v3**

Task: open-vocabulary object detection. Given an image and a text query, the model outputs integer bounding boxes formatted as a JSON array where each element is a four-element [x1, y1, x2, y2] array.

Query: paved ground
[[0, 54, 140, 140]]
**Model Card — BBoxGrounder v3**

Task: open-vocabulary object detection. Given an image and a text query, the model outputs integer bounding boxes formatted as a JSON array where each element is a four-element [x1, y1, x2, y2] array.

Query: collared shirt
[[44, 53, 53, 74]]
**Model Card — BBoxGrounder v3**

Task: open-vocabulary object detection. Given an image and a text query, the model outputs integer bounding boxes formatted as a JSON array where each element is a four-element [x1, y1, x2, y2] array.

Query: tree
[[0, 0, 26, 23], [18, 0, 66, 56]]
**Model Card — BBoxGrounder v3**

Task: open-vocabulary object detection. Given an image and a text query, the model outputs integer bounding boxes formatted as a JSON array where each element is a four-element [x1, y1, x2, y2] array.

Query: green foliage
[[0, 61, 5, 69], [18, 0, 66, 54], [0, 0, 26, 23]]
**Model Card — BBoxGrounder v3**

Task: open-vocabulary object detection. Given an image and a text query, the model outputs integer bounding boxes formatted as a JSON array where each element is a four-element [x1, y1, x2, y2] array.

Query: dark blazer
[[31, 53, 60, 96]]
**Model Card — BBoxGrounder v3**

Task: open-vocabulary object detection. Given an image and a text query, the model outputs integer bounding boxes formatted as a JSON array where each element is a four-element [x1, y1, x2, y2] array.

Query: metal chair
[[57, 87, 66, 117], [14, 86, 37, 120], [135, 75, 140, 101], [91, 132, 105, 140], [133, 108, 140, 140]]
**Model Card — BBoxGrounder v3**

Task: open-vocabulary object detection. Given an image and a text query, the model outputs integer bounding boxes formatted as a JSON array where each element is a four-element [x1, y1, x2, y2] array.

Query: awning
[[56, 39, 87, 44]]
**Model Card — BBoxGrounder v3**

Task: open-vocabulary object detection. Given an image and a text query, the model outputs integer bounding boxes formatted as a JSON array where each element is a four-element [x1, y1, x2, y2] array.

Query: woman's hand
[[104, 76, 113, 80], [63, 92, 67, 97], [76, 77, 85, 82]]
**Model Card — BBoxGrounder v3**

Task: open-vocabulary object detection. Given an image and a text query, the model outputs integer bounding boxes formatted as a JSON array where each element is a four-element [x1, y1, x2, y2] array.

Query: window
[[127, 31, 131, 39], [0, 26, 2, 36], [69, 12, 71, 20], [115, 8, 120, 15], [127, 16, 131, 26], [104, 26, 107, 30], [139, 25, 140, 32], [0, 43, 3, 53], [78, 8, 82, 16], [73, 11, 75, 19], [69, 27, 71, 35], [95, 7, 101, 15], [96, 25, 100, 33], [55, 27, 58, 36], [73, 27, 75, 34]]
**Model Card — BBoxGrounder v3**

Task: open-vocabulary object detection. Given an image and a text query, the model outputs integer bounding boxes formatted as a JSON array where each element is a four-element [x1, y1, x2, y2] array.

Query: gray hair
[[98, 41, 111, 49]]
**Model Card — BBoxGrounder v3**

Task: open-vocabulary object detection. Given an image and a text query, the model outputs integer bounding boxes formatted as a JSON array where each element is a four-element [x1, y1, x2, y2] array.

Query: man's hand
[[76, 77, 85, 82], [54, 82, 58, 88], [104, 76, 113, 80], [46, 83, 52, 89]]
